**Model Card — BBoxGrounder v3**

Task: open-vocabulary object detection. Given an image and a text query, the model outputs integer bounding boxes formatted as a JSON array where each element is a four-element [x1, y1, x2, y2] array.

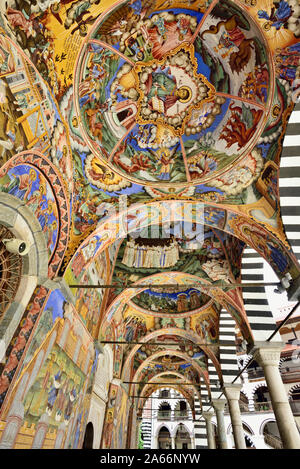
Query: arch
[[173, 422, 193, 439], [252, 384, 272, 411], [121, 327, 222, 384], [66, 200, 299, 286], [259, 418, 277, 435], [174, 399, 189, 412], [131, 349, 209, 394], [242, 422, 254, 435], [226, 421, 254, 436], [155, 423, 172, 438], [289, 383, 300, 398], [157, 401, 171, 418], [103, 271, 251, 341], [0, 193, 48, 355], [137, 371, 201, 418], [82, 422, 94, 449], [137, 371, 200, 415]]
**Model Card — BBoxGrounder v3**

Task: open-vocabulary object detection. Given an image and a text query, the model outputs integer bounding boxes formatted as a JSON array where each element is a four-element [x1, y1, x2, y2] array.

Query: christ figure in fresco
[[145, 66, 191, 115]]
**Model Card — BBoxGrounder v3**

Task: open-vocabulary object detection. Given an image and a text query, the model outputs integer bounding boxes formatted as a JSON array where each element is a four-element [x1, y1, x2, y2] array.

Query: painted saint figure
[[145, 66, 191, 115]]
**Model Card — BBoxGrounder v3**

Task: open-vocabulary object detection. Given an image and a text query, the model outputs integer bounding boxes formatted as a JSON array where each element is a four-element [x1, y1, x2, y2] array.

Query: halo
[[178, 86, 192, 103]]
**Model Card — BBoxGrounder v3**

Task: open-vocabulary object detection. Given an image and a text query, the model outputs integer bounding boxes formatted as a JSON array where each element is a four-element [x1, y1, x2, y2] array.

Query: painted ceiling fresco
[[0, 0, 299, 440]]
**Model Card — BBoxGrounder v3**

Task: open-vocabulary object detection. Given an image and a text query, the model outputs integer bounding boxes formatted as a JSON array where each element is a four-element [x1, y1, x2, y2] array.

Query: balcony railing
[[174, 411, 188, 419], [254, 401, 273, 412], [264, 433, 283, 449], [157, 411, 171, 420]]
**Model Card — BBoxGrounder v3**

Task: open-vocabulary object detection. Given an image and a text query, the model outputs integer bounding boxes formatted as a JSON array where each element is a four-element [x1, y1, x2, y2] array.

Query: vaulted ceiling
[[0, 0, 299, 407]]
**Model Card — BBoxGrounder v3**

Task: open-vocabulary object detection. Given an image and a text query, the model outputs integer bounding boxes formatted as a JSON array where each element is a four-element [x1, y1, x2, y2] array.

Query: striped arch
[[288, 383, 300, 398], [241, 102, 300, 343], [173, 398, 193, 413], [157, 401, 171, 410], [279, 102, 300, 262], [251, 383, 269, 402]]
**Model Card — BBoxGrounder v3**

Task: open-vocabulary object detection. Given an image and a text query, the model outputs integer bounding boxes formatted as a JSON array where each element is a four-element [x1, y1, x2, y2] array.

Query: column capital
[[249, 341, 284, 367], [211, 398, 227, 412], [223, 383, 242, 401], [202, 411, 214, 421]]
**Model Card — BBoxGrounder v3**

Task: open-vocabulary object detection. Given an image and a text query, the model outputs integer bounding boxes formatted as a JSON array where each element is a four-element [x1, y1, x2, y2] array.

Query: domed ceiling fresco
[[75, 0, 274, 188], [0, 0, 299, 450]]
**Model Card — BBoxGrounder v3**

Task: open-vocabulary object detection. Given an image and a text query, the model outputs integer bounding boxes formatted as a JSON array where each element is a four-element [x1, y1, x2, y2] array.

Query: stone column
[[202, 411, 216, 449], [212, 399, 228, 449], [223, 384, 246, 449], [171, 436, 175, 449], [251, 342, 300, 449]]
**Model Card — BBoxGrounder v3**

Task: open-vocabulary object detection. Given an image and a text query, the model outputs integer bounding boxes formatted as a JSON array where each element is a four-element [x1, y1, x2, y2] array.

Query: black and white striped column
[[241, 248, 279, 341], [219, 308, 240, 385], [279, 101, 300, 262], [193, 385, 207, 449]]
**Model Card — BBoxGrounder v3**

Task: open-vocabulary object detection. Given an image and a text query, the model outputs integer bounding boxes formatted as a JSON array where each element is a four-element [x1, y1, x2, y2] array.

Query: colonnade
[[202, 342, 300, 450]]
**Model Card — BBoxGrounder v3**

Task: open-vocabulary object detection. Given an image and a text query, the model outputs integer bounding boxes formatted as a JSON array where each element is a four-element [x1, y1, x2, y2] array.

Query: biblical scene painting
[[74, 0, 275, 188]]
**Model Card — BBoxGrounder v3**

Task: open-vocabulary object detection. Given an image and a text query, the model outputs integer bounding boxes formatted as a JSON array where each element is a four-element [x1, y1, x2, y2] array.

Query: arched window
[[174, 400, 188, 419], [289, 386, 300, 416], [158, 402, 171, 419], [253, 386, 272, 411], [262, 421, 283, 449]]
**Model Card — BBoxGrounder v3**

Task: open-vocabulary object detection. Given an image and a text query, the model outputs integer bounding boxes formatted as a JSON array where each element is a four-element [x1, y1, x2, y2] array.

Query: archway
[[82, 422, 94, 449], [262, 420, 283, 449], [157, 426, 171, 450]]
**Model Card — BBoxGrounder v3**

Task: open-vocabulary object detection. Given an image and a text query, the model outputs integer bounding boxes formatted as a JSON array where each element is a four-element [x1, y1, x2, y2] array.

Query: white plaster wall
[[87, 396, 107, 449]]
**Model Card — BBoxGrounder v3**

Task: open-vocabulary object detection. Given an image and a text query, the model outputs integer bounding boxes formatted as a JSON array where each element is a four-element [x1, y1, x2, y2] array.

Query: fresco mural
[[0, 35, 73, 193], [0, 291, 96, 448], [0, 0, 299, 450], [131, 288, 211, 313], [74, 0, 275, 188]]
